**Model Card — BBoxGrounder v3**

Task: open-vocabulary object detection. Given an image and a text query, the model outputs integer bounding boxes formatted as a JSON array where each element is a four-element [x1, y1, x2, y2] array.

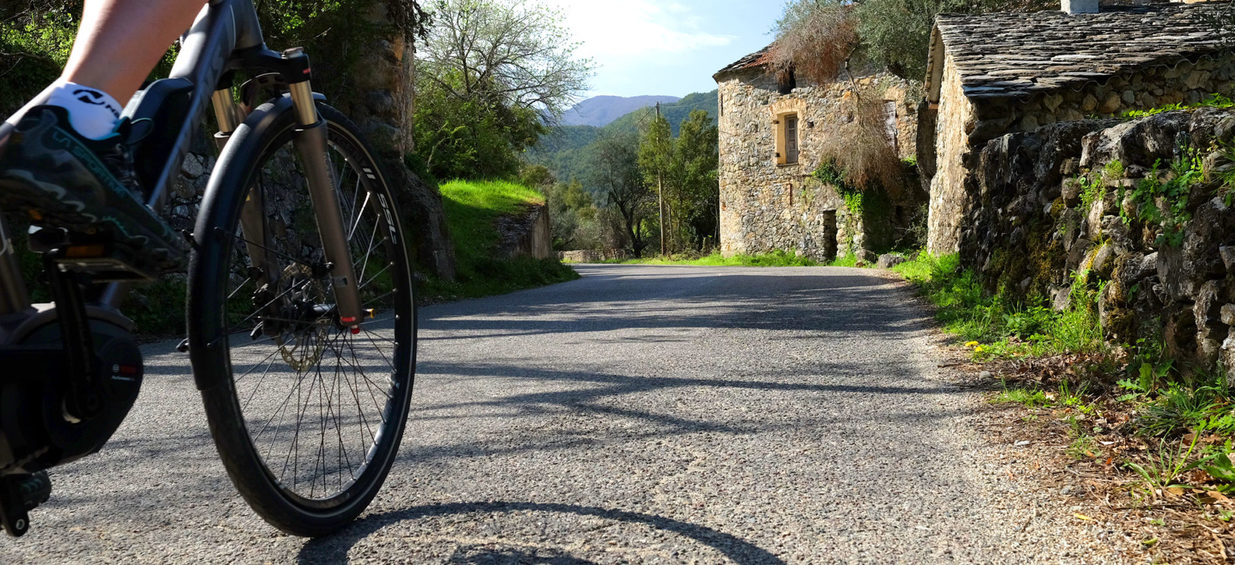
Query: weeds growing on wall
[[1130, 153, 1204, 247], [1120, 93, 1235, 119]]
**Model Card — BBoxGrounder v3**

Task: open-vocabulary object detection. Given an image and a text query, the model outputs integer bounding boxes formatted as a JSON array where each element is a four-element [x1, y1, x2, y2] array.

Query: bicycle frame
[[0, 0, 364, 344]]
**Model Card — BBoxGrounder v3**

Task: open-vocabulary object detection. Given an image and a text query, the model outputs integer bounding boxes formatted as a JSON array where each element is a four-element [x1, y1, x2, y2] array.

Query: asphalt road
[[0, 264, 1119, 563]]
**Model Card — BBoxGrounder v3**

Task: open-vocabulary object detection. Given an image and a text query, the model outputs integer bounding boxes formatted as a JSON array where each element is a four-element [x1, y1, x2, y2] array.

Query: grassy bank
[[424, 179, 579, 300], [891, 252, 1103, 359]]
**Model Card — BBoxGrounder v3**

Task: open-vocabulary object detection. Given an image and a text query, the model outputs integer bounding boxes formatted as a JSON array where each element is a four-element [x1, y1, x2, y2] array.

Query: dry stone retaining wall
[[964, 107, 1235, 379], [926, 54, 1235, 257]]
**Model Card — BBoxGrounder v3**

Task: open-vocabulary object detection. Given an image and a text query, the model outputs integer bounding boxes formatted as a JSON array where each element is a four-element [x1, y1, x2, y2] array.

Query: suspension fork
[[210, 88, 272, 290], [209, 48, 362, 333], [283, 50, 362, 333]]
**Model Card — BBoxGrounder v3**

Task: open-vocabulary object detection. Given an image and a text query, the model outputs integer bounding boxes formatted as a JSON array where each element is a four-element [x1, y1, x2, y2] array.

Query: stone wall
[[497, 204, 553, 260], [560, 249, 628, 263], [924, 51, 1235, 256], [717, 68, 920, 261], [926, 57, 977, 255], [964, 107, 1235, 377]]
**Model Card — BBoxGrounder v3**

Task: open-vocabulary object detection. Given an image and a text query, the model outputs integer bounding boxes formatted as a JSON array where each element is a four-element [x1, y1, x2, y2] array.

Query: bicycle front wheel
[[188, 99, 416, 537]]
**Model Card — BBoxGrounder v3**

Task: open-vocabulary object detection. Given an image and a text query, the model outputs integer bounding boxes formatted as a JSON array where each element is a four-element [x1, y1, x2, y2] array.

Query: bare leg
[[4, 0, 205, 127], [62, 0, 207, 102]]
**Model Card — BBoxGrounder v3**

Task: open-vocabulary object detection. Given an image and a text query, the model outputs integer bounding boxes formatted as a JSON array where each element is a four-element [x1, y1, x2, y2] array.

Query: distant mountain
[[603, 90, 718, 138], [560, 95, 681, 127], [527, 90, 719, 194]]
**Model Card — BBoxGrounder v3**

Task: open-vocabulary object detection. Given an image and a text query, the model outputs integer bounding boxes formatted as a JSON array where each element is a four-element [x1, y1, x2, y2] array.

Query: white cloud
[[546, 0, 736, 63]]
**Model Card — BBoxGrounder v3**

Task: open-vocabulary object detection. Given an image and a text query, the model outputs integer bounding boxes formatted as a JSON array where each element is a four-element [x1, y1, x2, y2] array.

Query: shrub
[[768, 0, 859, 85]]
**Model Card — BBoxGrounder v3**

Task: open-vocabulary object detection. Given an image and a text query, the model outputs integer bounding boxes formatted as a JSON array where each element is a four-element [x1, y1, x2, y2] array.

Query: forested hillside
[[526, 90, 718, 193]]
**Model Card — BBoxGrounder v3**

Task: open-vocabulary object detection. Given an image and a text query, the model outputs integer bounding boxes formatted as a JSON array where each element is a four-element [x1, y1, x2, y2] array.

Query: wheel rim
[[219, 124, 412, 505]]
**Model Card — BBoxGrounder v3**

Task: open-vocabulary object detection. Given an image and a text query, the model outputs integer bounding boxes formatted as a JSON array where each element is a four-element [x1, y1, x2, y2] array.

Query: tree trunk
[[342, 2, 457, 280]]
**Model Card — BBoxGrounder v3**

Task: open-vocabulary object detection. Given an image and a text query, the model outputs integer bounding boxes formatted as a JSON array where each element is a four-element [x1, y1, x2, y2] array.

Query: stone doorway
[[821, 210, 838, 261]]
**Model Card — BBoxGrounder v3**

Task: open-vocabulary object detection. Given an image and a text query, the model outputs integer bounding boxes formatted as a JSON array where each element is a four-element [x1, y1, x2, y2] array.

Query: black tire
[[187, 99, 416, 537]]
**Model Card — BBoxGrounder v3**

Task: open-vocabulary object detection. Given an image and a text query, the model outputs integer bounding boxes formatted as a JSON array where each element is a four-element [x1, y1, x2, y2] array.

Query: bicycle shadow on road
[[296, 500, 786, 564]]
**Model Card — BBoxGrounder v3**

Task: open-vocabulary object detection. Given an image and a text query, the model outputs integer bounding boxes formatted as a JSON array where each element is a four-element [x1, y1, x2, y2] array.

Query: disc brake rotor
[[276, 263, 330, 373]]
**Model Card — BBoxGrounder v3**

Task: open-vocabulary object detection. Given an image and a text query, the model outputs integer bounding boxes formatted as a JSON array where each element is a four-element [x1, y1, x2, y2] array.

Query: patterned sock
[[44, 80, 123, 140]]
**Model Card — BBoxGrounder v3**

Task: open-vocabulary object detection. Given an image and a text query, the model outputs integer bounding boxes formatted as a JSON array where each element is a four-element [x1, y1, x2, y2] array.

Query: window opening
[[777, 66, 796, 95], [784, 115, 799, 164]]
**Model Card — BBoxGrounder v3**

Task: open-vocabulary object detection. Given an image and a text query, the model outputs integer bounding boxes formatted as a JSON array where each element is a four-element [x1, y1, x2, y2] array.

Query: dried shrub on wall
[[768, 0, 858, 85], [816, 87, 904, 196]]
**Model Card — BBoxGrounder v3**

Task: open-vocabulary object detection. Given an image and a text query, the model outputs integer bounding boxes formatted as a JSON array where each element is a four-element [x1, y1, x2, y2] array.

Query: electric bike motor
[[0, 306, 143, 475]]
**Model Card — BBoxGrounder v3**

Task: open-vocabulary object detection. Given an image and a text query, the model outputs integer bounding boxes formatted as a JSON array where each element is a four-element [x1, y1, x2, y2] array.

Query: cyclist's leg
[[63, 0, 206, 106], [0, 0, 203, 270], [7, 0, 205, 134]]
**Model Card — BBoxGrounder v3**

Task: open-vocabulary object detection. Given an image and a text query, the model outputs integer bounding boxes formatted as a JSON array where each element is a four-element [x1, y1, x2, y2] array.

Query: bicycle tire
[[188, 98, 416, 537]]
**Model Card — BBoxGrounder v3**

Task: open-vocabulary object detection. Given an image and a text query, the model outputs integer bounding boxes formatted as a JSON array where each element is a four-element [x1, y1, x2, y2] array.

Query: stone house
[[714, 47, 922, 262], [920, 2, 1235, 256]]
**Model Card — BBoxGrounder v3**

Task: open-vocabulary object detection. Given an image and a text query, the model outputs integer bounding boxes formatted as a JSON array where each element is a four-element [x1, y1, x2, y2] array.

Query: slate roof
[[713, 45, 773, 80], [928, 3, 1234, 101]]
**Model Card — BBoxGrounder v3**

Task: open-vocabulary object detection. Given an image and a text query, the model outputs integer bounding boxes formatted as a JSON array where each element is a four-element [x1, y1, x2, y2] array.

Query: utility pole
[[656, 102, 666, 256]]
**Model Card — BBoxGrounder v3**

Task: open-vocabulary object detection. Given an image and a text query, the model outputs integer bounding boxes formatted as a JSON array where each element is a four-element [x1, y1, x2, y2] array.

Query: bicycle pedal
[[0, 471, 51, 537], [30, 227, 163, 282], [54, 242, 157, 282], [55, 253, 157, 282]]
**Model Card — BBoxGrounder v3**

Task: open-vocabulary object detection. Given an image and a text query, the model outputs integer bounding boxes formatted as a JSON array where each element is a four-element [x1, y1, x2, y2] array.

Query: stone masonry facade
[[715, 49, 919, 261], [922, 3, 1235, 256]]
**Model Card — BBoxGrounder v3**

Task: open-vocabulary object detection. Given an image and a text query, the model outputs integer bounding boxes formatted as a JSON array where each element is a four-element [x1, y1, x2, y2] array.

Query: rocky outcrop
[[497, 205, 552, 260], [966, 107, 1235, 378]]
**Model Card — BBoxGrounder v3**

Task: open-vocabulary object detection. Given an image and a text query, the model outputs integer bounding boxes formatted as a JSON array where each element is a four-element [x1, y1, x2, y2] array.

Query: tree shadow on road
[[419, 269, 932, 342], [297, 500, 786, 565]]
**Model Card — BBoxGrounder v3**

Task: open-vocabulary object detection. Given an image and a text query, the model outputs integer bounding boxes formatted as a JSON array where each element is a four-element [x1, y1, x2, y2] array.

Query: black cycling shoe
[[0, 105, 186, 275]]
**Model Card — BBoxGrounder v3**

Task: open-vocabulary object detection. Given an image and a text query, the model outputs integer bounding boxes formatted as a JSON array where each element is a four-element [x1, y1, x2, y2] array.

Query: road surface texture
[[1, 264, 1135, 563]]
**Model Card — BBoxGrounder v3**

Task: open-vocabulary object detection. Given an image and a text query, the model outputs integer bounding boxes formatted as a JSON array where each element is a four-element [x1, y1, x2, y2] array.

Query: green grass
[[615, 250, 822, 267], [891, 251, 1104, 358], [438, 179, 547, 265], [429, 179, 578, 299], [993, 385, 1050, 407], [827, 253, 859, 267]]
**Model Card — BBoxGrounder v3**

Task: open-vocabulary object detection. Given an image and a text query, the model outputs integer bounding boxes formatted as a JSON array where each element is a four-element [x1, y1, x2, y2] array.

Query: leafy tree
[[545, 179, 600, 250], [854, 0, 1056, 81], [590, 130, 652, 257], [420, 0, 590, 120], [637, 112, 675, 254], [674, 110, 719, 250], [414, 0, 591, 179], [413, 67, 538, 179]]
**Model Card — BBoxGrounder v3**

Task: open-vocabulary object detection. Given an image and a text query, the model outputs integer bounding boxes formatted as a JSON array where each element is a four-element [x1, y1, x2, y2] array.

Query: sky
[[543, 0, 784, 100]]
